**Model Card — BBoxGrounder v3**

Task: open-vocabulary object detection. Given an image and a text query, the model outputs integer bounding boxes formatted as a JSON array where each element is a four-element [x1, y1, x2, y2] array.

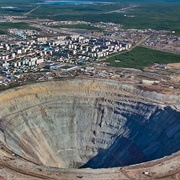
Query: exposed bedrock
[[0, 79, 179, 169]]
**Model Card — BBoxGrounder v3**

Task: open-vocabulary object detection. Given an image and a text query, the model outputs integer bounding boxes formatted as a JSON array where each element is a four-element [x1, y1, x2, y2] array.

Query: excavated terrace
[[0, 79, 179, 170]]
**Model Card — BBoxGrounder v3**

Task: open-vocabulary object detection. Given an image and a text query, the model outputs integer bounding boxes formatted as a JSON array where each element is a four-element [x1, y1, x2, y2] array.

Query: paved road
[[24, 6, 40, 16]]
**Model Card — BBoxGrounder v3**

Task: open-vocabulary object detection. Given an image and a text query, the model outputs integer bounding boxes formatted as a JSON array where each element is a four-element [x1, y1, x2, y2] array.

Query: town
[[0, 26, 131, 85], [0, 18, 180, 88]]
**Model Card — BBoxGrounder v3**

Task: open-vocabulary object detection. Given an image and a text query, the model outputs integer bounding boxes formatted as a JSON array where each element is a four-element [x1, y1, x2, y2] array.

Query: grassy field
[[52, 24, 103, 32], [0, 22, 39, 31], [106, 46, 180, 69]]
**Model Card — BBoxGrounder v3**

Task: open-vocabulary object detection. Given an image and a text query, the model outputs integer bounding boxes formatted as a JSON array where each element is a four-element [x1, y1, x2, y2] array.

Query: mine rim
[[0, 79, 179, 172]]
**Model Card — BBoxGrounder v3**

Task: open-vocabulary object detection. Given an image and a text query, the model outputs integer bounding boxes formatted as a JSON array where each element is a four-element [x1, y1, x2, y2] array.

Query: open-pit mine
[[0, 79, 179, 179]]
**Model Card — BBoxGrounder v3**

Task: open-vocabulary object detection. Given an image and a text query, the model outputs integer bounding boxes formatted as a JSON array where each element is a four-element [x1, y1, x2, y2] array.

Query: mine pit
[[0, 79, 179, 169]]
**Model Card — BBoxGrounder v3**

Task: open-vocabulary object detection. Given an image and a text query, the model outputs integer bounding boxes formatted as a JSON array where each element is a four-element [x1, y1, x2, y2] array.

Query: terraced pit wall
[[0, 79, 179, 169]]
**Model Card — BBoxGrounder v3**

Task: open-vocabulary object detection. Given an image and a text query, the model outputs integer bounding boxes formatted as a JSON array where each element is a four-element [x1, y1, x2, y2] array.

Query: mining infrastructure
[[0, 79, 179, 179]]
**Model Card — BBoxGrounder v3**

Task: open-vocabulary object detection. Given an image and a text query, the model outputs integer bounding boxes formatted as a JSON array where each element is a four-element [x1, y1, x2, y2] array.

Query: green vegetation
[[122, 3, 180, 35], [0, 4, 36, 16], [26, 3, 126, 21], [0, 0, 41, 4], [0, 1, 180, 34], [27, 2, 180, 35], [52, 24, 103, 32], [106, 46, 180, 69], [0, 22, 38, 31], [61, 66, 73, 69], [0, 30, 5, 34]]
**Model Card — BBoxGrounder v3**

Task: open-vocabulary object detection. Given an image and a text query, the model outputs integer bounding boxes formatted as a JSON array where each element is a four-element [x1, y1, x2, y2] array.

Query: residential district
[[0, 18, 180, 88]]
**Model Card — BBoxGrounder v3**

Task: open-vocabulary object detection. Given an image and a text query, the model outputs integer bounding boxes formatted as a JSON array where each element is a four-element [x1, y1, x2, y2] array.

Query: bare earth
[[0, 79, 179, 180]]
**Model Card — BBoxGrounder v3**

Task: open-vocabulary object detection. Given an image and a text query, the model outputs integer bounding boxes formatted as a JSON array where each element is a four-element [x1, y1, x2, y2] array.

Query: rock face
[[0, 79, 179, 169]]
